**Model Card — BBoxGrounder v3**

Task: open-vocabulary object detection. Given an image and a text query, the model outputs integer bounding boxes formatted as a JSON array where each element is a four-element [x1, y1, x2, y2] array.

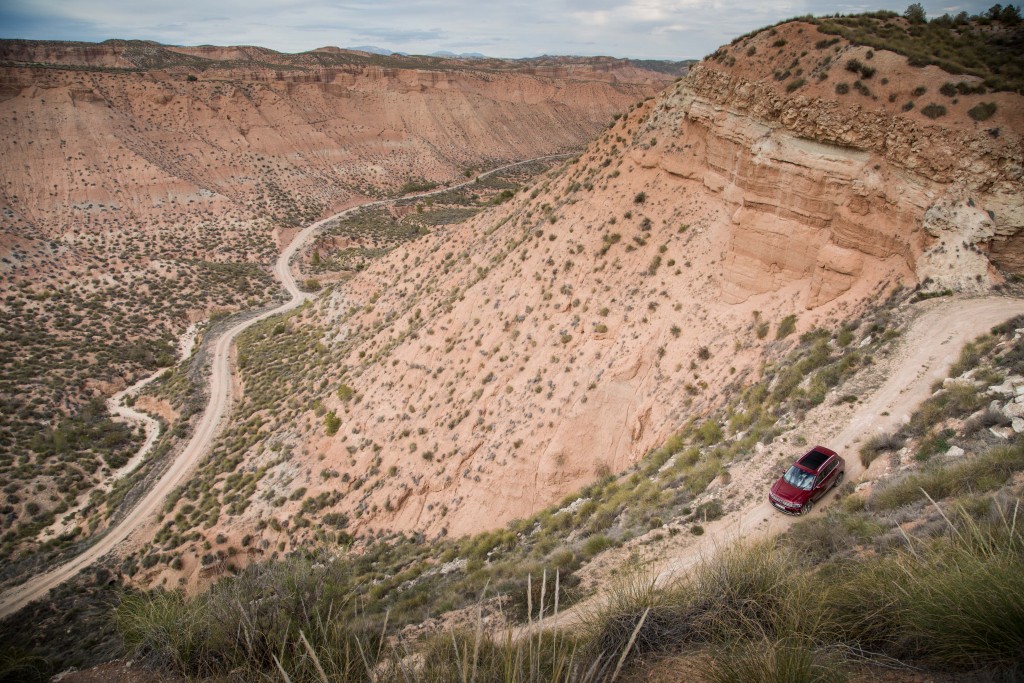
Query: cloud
[[0, 0, 1002, 59]]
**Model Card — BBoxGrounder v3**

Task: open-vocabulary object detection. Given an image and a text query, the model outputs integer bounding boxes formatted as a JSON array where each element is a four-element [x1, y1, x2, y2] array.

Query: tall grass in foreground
[[825, 496, 1024, 669], [579, 543, 832, 677], [868, 440, 1024, 510], [890, 498, 1024, 667], [116, 496, 1024, 681]]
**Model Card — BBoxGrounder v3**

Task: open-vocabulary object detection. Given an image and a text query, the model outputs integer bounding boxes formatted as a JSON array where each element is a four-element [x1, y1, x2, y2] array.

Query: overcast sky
[[0, 1, 1000, 60]]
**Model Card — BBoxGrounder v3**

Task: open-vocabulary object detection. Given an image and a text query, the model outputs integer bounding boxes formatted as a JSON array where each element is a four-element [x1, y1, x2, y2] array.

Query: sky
[[0, 0, 1001, 60]]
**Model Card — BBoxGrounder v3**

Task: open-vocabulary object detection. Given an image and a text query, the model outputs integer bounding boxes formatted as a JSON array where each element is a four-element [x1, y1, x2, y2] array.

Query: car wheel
[[801, 501, 813, 515], [833, 471, 844, 489]]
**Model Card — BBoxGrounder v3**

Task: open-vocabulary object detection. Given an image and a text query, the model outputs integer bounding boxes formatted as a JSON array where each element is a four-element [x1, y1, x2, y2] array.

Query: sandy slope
[[0, 154, 570, 620]]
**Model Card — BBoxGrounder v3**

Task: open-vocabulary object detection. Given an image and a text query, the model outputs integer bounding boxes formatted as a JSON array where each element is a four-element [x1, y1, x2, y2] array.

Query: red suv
[[769, 446, 845, 515]]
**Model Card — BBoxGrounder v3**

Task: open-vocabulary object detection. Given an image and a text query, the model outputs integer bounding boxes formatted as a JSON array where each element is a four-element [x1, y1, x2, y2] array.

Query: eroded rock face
[[0, 40, 680, 562], [626, 62, 1023, 308], [0, 42, 671, 245], [918, 198, 997, 292]]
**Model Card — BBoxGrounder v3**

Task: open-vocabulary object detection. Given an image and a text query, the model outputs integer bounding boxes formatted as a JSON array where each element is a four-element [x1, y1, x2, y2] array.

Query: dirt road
[[0, 154, 571, 619], [652, 295, 1024, 581]]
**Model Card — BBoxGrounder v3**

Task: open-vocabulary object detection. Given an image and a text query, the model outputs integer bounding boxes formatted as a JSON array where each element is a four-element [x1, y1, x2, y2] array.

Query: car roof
[[796, 446, 836, 472]]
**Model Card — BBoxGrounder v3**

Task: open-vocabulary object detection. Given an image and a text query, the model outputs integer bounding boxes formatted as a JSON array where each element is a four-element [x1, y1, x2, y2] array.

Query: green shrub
[[786, 78, 807, 92], [694, 499, 724, 522], [580, 568, 691, 670], [116, 591, 211, 674], [968, 101, 997, 120], [582, 534, 614, 557], [324, 411, 341, 436], [921, 103, 948, 119], [697, 420, 723, 446], [776, 315, 798, 339], [859, 430, 904, 467]]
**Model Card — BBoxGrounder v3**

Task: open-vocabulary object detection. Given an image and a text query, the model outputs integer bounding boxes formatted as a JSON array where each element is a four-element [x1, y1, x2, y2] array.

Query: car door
[[812, 460, 837, 500]]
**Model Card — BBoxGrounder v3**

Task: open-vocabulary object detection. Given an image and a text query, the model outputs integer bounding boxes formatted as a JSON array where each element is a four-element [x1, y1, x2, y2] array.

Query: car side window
[[817, 460, 836, 486]]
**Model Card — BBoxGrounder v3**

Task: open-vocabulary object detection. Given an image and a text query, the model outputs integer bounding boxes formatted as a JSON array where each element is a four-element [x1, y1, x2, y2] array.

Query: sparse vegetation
[[814, 9, 1024, 93], [968, 101, 998, 120], [776, 315, 797, 339]]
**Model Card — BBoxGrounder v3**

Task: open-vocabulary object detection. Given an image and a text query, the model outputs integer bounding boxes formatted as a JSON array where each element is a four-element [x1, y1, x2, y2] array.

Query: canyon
[[0, 39, 679, 568]]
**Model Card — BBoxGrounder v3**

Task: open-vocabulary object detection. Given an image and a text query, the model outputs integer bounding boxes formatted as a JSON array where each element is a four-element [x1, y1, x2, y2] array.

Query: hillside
[[0, 40, 679, 566], [122, 16, 1024, 590]]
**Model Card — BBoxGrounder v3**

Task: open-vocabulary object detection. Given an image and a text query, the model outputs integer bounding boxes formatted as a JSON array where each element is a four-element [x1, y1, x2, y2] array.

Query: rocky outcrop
[[624, 60, 1023, 307]]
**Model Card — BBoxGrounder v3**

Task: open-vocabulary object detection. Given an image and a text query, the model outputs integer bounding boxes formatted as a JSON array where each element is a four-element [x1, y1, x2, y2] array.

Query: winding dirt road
[[0, 154, 571, 619]]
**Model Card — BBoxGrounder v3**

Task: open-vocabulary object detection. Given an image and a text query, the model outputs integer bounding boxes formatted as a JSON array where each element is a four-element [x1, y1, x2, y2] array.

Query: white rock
[[858, 335, 873, 348], [855, 481, 871, 492], [945, 445, 966, 458], [990, 426, 1014, 440], [440, 558, 467, 575], [1004, 402, 1024, 419], [558, 497, 591, 515], [1014, 418, 1024, 434], [989, 381, 1015, 396]]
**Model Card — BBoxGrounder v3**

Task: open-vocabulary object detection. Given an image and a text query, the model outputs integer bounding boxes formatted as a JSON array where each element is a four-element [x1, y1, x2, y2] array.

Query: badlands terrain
[[0, 39, 680, 573], [2, 7, 1024, 683], [129, 14, 1023, 566]]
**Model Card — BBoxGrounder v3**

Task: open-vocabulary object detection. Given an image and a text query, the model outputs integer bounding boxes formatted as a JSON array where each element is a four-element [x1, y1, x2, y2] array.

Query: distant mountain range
[[348, 45, 487, 59]]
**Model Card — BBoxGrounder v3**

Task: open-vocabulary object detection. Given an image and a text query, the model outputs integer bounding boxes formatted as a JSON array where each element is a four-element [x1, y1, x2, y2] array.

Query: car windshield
[[783, 465, 815, 491]]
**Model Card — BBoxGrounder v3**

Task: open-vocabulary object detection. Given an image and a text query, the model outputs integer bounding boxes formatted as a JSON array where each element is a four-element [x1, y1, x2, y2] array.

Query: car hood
[[771, 477, 810, 504]]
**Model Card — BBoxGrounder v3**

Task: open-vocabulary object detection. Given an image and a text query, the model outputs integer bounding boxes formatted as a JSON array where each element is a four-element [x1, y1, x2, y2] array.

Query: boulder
[[990, 426, 1015, 440], [1004, 402, 1024, 419], [988, 380, 1015, 397]]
